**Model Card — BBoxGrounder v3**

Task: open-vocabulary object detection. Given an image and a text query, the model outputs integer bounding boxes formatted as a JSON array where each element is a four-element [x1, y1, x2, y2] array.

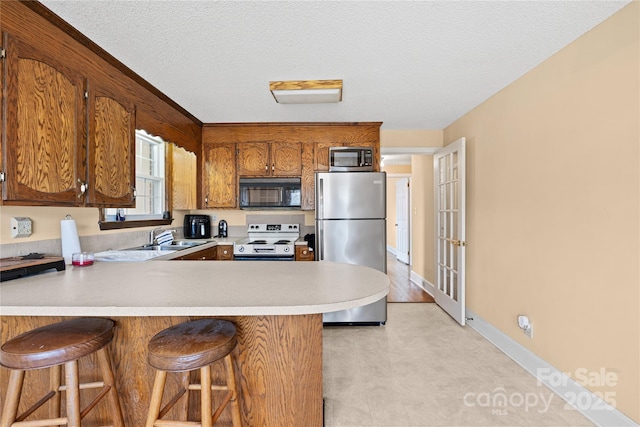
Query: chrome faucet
[[149, 228, 175, 245]]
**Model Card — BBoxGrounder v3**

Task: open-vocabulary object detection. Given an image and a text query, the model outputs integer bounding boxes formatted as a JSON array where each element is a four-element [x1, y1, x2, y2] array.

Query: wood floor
[[386, 252, 435, 303]]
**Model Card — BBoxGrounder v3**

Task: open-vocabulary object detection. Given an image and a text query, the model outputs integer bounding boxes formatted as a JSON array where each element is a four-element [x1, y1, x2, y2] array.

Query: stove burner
[[249, 240, 267, 244], [274, 240, 291, 245]]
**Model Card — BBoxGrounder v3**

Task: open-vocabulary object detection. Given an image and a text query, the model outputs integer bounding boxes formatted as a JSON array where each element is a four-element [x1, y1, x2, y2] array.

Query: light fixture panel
[[270, 80, 342, 104]]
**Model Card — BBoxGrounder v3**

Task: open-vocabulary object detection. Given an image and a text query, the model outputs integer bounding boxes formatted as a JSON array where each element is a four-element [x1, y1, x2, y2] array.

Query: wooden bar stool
[[0, 317, 125, 427], [145, 318, 242, 427]]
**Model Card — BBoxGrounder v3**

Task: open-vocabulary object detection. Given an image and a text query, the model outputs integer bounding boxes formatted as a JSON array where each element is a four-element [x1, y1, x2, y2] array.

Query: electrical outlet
[[524, 323, 533, 338], [11, 217, 32, 238]]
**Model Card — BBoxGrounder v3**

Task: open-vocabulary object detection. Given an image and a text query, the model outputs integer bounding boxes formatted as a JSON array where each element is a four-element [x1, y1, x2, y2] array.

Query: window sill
[[99, 218, 173, 231]]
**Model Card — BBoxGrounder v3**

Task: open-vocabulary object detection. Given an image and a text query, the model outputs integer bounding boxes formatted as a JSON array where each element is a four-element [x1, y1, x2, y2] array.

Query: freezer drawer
[[316, 172, 386, 220]]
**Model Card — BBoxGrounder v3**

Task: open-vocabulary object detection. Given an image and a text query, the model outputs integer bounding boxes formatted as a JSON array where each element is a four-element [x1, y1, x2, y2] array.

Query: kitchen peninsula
[[0, 261, 389, 426]]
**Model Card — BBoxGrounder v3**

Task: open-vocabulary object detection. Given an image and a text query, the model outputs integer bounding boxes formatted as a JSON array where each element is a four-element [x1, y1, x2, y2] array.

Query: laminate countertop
[[0, 260, 389, 317]]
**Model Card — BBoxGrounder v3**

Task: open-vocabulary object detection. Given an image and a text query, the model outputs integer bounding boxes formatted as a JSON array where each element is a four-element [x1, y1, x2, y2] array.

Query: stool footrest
[[59, 381, 105, 391], [154, 420, 200, 427], [11, 417, 66, 427]]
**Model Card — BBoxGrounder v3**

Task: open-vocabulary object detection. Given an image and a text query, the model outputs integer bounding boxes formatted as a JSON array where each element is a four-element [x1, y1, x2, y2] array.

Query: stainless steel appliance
[[184, 215, 211, 239], [239, 178, 301, 209], [233, 223, 299, 261], [315, 171, 387, 324], [329, 147, 374, 172]]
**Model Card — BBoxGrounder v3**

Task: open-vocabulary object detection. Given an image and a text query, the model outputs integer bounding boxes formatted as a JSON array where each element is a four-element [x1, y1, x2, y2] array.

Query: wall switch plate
[[11, 217, 32, 238]]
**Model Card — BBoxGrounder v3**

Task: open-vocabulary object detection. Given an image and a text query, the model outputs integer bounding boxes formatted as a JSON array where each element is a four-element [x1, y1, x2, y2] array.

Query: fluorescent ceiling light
[[269, 80, 342, 104]]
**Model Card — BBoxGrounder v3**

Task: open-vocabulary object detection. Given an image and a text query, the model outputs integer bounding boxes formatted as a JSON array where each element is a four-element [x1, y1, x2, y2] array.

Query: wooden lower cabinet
[[172, 245, 234, 261], [0, 314, 323, 427], [216, 244, 234, 260], [296, 245, 314, 261]]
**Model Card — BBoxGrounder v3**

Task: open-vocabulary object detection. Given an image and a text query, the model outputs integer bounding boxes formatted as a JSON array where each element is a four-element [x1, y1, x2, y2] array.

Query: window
[[103, 130, 168, 224]]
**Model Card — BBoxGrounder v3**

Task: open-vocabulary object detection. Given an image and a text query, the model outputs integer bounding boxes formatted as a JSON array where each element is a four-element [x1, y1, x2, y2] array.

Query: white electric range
[[233, 223, 300, 261]]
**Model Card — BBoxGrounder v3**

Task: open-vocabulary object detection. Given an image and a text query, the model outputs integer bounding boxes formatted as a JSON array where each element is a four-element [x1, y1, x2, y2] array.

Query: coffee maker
[[218, 220, 228, 238]]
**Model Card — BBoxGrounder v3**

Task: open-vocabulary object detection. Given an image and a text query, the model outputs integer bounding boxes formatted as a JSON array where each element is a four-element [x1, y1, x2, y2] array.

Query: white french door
[[434, 138, 466, 325], [395, 177, 410, 264]]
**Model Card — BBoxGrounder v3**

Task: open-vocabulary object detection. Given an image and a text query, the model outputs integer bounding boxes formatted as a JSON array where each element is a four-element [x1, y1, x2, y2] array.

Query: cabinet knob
[[265, 165, 268, 171], [205, 195, 209, 206], [272, 164, 275, 171], [223, 249, 228, 255]]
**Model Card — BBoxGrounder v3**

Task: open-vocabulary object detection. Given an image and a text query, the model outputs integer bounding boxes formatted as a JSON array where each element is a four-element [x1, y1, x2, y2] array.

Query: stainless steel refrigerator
[[315, 171, 387, 325]]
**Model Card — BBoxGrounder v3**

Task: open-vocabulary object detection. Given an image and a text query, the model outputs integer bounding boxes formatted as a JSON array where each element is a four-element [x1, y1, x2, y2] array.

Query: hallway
[[386, 252, 434, 303]]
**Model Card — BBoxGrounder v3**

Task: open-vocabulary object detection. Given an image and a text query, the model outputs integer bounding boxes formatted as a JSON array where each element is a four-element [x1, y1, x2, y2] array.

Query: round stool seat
[[148, 318, 237, 372], [0, 317, 115, 370]]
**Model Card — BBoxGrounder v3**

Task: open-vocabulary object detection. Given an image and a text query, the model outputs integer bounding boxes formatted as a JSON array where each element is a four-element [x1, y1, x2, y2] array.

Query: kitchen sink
[[125, 240, 208, 251]]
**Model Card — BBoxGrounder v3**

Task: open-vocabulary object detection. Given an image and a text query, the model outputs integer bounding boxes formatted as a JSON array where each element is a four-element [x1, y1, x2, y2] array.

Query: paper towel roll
[[61, 216, 81, 264]]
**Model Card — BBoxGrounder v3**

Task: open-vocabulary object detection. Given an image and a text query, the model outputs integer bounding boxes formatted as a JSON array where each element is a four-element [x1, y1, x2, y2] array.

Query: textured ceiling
[[40, 0, 629, 130]]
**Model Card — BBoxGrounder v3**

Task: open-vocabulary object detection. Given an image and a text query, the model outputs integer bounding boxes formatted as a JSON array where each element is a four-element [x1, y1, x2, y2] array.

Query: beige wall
[[381, 129, 443, 147], [409, 155, 435, 284], [444, 3, 639, 421]]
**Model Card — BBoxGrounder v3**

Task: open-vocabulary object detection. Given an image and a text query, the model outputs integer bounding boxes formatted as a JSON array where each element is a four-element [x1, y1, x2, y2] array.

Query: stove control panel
[[248, 224, 299, 232]]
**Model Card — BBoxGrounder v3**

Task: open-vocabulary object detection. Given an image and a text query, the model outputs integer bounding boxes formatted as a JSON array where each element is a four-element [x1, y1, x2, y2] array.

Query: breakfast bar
[[0, 261, 389, 426]]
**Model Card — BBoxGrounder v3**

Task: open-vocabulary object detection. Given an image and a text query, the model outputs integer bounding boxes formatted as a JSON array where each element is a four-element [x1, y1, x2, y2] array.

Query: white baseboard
[[386, 246, 397, 256], [409, 270, 435, 296], [465, 309, 638, 427]]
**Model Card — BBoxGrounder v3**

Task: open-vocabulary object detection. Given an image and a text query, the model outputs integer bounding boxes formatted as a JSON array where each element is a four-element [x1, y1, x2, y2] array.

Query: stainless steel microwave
[[239, 177, 301, 209], [329, 147, 374, 172]]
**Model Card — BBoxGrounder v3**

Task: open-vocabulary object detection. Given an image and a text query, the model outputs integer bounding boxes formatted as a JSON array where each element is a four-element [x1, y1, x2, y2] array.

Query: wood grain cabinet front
[[172, 247, 217, 261], [1, 33, 135, 207], [216, 245, 234, 261], [202, 142, 237, 208], [238, 142, 302, 177], [295, 245, 314, 261]]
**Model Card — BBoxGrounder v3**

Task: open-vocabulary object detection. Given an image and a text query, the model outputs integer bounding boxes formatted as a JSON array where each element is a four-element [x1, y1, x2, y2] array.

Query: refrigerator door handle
[[317, 222, 323, 260], [317, 177, 324, 219]]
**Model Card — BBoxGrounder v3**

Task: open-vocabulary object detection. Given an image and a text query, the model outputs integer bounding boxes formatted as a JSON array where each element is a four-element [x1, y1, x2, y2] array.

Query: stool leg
[[64, 360, 81, 427], [96, 347, 125, 427], [49, 364, 62, 420], [200, 365, 212, 427], [224, 354, 243, 427], [146, 370, 167, 427], [0, 369, 25, 427]]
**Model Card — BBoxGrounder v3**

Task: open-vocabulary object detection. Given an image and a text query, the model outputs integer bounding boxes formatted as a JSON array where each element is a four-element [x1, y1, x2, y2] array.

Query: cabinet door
[[86, 79, 136, 207], [271, 142, 302, 176], [216, 245, 234, 260], [237, 142, 269, 176], [175, 247, 217, 260], [202, 142, 237, 208], [171, 143, 197, 210], [2, 33, 85, 204]]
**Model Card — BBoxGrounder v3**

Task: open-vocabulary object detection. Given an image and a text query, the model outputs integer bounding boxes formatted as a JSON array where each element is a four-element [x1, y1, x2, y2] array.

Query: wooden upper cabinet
[[2, 33, 85, 205], [170, 143, 197, 210], [86, 79, 136, 207], [238, 142, 302, 177], [202, 141, 237, 208]]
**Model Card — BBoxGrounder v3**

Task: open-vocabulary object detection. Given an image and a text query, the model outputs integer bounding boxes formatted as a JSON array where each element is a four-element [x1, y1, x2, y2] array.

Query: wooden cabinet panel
[[87, 80, 136, 207], [295, 245, 314, 261], [170, 144, 197, 210], [173, 246, 217, 260], [216, 245, 234, 260], [237, 142, 270, 176], [2, 32, 138, 208], [238, 142, 302, 177], [2, 33, 85, 205], [271, 142, 302, 176], [301, 141, 315, 210], [202, 142, 237, 208]]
